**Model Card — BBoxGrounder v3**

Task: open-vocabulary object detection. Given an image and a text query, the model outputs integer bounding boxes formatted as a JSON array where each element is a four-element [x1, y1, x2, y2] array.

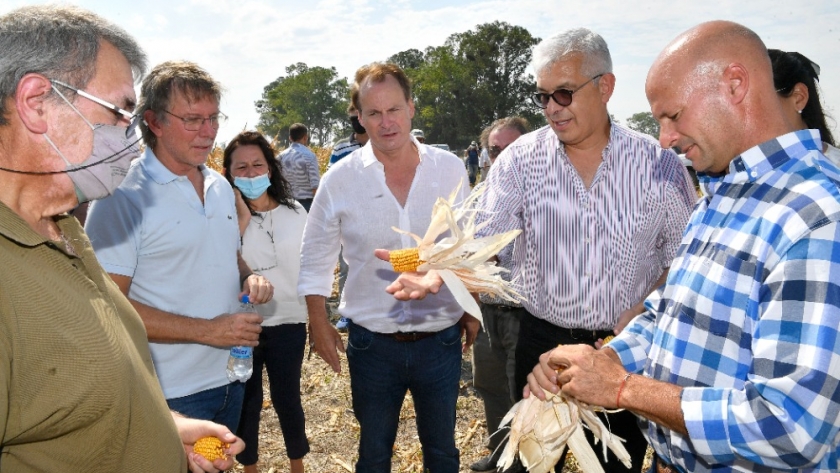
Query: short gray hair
[[0, 5, 146, 126], [531, 28, 612, 78]]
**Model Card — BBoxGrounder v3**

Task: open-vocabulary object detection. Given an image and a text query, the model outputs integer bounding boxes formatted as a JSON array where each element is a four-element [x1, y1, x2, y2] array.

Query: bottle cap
[[240, 294, 250, 304]]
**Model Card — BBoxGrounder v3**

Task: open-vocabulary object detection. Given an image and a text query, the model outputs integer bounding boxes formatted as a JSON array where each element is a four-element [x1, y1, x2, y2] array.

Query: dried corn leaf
[[497, 389, 631, 473]]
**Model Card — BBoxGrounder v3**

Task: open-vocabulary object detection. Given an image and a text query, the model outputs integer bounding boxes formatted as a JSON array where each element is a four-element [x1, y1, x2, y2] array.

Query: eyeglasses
[[531, 74, 604, 109], [164, 109, 228, 131], [50, 79, 140, 139], [489, 145, 506, 158]]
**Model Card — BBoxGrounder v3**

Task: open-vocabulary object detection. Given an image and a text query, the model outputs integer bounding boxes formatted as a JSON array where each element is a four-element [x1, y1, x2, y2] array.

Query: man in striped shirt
[[475, 28, 697, 472], [528, 21, 840, 473], [278, 123, 319, 212]]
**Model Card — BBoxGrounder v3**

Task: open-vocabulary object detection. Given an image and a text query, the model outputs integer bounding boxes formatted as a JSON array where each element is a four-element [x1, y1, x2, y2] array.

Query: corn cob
[[602, 335, 615, 344], [193, 436, 229, 461], [389, 247, 423, 272]]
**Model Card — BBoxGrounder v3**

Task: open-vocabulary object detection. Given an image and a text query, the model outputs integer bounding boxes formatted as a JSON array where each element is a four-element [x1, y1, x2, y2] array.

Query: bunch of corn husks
[[496, 389, 632, 473]]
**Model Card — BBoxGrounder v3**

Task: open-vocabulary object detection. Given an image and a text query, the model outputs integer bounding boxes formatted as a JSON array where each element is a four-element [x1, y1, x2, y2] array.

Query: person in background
[[470, 117, 529, 473], [0, 5, 243, 472], [278, 123, 319, 212], [411, 128, 426, 144], [477, 140, 491, 183], [224, 131, 310, 473], [769, 49, 839, 164], [86, 60, 274, 433], [329, 104, 369, 169], [464, 141, 480, 185]]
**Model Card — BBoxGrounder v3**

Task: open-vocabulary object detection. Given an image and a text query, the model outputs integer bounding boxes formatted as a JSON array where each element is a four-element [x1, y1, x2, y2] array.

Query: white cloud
[[2, 0, 839, 144]]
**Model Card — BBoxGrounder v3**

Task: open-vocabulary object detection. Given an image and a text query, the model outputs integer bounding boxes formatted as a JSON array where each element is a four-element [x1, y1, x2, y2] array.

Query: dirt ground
[[224, 329, 650, 473]]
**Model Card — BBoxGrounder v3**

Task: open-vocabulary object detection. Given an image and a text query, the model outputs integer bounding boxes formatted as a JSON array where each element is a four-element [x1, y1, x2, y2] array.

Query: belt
[[562, 327, 614, 343], [377, 331, 437, 342], [482, 303, 522, 312], [655, 456, 679, 473]]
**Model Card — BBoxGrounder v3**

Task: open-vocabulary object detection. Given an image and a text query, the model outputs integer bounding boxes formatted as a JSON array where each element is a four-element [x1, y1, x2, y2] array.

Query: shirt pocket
[[676, 245, 756, 339]]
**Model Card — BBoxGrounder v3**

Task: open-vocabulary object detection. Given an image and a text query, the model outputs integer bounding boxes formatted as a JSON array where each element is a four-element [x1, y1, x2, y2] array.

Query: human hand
[[241, 274, 274, 304], [211, 311, 263, 348], [459, 312, 480, 352], [526, 344, 627, 408], [308, 313, 345, 374], [374, 249, 444, 300], [171, 412, 244, 473]]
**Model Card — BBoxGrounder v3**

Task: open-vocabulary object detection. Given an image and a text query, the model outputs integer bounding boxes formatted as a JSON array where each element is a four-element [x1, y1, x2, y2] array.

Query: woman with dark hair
[[770, 49, 840, 164], [223, 131, 309, 473]]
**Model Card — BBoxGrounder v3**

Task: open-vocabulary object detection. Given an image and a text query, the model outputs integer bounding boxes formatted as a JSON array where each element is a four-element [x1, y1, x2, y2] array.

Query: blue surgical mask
[[234, 174, 271, 200]]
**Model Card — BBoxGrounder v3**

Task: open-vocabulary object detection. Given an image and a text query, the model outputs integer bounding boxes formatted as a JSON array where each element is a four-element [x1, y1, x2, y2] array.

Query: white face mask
[[43, 85, 141, 204]]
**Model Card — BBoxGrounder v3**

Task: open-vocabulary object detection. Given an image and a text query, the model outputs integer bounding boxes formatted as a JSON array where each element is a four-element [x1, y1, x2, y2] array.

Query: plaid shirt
[[612, 130, 840, 472]]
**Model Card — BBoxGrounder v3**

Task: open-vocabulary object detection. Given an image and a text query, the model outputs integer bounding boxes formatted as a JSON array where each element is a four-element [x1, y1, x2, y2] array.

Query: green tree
[[388, 48, 426, 72], [625, 111, 660, 138], [390, 22, 542, 148], [256, 63, 349, 145]]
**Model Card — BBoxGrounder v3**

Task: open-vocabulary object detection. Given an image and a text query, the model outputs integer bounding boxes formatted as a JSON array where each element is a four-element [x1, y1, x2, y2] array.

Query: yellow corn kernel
[[193, 436, 228, 462], [602, 335, 615, 344], [389, 248, 423, 272]]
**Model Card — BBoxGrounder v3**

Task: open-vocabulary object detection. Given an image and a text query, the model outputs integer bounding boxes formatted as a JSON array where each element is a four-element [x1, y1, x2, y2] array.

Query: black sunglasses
[[531, 74, 604, 109]]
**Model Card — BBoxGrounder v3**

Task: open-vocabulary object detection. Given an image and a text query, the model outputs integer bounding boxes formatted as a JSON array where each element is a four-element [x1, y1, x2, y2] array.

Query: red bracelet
[[616, 372, 633, 408]]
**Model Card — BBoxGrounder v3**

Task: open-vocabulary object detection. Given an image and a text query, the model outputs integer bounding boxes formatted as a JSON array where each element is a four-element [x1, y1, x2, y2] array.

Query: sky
[[4, 0, 839, 146]]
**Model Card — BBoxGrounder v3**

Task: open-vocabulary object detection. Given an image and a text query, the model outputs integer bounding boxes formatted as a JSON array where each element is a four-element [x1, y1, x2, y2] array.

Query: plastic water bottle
[[226, 294, 254, 382]]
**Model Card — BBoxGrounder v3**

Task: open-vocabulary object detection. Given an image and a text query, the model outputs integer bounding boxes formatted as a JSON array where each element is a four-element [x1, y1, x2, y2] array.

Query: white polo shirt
[[86, 148, 241, 399]]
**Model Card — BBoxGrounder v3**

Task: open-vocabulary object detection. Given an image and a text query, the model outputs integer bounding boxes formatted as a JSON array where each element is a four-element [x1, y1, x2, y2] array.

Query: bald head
[[646, 21, 792, 173]]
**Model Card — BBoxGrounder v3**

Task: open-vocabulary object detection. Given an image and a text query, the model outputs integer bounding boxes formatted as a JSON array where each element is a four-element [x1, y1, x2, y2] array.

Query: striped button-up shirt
[[279, 142, 320, 200], [612, 130, 840, 472], [477, 123, 696, 330]]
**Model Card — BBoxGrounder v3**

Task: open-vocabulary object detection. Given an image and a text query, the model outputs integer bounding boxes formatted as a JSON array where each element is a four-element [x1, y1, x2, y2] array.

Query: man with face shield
[[0, 5, 243, 472]]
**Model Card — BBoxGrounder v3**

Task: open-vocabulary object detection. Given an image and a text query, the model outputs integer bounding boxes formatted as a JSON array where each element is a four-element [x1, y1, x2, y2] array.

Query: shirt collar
[[0, 200, 76, 249], [140, 147, 210, 185], [699, 129, 823, 194], [359, 137, 425, 168]]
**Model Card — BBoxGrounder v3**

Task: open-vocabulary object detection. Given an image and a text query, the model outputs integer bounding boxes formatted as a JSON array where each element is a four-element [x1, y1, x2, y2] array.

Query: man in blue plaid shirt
[[525, 21, 840, 473]]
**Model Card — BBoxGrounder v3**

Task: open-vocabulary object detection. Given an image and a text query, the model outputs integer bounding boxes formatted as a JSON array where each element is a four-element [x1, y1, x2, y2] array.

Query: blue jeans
[[166, 382, 245, 433], [236, 323, 310, 465], [347, 321, 462, 473]]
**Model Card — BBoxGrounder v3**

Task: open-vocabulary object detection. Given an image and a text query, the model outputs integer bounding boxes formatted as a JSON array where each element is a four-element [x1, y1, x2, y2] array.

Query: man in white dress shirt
[[299, 62, 478, 473]]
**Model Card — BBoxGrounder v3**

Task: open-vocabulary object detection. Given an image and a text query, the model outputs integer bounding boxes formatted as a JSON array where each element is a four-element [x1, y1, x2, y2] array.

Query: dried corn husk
[[389, 183, 524, 323], [496, 389, 632, 473]]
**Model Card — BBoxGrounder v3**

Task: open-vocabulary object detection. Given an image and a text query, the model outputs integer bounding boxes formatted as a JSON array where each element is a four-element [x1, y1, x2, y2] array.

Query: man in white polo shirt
[[86, 60, 273, 432]]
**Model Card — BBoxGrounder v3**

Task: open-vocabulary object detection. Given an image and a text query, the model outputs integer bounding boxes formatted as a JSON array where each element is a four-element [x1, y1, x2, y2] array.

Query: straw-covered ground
[[226, 329, 597, 473]]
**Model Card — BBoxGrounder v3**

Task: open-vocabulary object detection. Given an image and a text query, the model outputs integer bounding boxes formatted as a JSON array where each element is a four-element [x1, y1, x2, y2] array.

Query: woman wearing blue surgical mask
[[223, 131, 309, 473]]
